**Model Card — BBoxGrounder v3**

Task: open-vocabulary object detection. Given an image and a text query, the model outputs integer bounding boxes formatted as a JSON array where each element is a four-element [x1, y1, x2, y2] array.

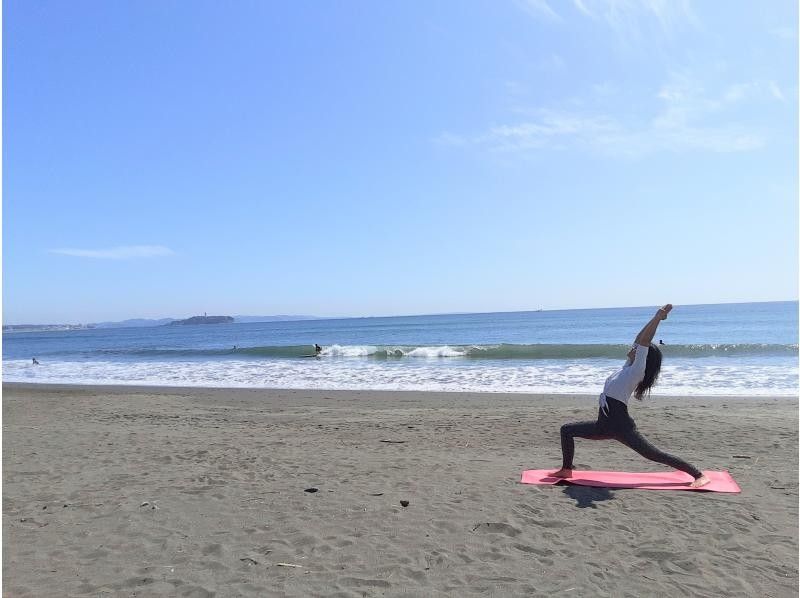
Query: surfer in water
[[302, 344, 324, 358], [551, 304, 710, 488]]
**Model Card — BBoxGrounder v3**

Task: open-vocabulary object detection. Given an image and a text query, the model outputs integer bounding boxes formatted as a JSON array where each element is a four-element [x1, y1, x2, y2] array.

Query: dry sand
[[2, 383, 798, 597]]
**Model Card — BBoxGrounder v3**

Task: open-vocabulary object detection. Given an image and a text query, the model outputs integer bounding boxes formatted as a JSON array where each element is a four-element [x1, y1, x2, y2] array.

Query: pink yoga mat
[[520, 469, 740, 493]]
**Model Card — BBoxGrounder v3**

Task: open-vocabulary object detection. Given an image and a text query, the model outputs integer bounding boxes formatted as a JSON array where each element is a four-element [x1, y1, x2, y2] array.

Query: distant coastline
[[3, 300, 796, 331], [3, 314, 325, 332], [2, 324, 94, 333]]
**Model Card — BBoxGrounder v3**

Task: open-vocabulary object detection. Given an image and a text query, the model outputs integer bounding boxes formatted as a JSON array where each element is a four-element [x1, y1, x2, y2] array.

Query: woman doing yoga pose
[[552, 304, 710, 488]]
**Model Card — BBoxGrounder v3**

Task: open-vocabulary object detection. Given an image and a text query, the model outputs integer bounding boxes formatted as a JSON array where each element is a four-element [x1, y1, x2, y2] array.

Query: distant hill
[[167, 316, 234, 326]]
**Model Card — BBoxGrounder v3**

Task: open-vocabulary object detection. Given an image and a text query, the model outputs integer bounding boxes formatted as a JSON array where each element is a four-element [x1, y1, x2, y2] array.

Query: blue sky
[[3, 0, 798, 323]]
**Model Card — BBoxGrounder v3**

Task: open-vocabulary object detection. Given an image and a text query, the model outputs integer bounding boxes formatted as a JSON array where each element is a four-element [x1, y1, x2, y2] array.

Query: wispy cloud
[[517, 0, 698, 37], [436, 74, 778, 157], [574, 0, 698, 33], [722, 80, 786, 103], [768, 82, 786, 102], [769, 25, 797, 40], [50, 245, 175, 259], [513, 0, 563, 22]]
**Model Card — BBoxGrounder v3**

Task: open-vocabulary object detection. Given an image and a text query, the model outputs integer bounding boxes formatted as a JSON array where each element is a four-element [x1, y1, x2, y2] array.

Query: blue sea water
[[3, 302, 798, 396]]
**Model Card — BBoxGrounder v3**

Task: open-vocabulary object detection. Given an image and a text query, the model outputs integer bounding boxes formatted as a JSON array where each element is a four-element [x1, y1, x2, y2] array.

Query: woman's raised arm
[[634, 304, 672, 346]]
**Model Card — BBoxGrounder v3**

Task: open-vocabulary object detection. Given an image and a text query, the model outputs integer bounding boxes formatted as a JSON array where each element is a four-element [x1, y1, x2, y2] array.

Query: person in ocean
[[32, 357, 39, 365], [551, 304, 710, 488], [315, 344, 322, 355]]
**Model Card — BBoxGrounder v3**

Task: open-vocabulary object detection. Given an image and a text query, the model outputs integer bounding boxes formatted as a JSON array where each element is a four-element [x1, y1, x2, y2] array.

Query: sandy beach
[[2, 383, 797, 597]]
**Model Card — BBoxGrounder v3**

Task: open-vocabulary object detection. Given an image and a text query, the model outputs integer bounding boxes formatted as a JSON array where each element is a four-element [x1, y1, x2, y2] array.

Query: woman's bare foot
[[550, 468, 573, 478], [689, 475, 710, 488]]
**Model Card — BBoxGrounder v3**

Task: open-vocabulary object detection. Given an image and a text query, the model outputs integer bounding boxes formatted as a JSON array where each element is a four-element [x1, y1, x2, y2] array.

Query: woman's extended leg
[[552, 420, 611, 477], [616, 426, 704, 479]]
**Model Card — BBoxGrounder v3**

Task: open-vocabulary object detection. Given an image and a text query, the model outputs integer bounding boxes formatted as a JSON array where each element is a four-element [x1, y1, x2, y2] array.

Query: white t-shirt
[[599, 343, 649, 413]]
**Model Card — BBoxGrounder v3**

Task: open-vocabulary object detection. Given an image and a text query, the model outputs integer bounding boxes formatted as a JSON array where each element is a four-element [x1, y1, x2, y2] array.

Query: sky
[[3, 0, 798, 324]]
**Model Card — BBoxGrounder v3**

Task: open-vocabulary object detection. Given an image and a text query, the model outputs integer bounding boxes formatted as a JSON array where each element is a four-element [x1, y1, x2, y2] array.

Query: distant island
[[166, 315, 234, 326]]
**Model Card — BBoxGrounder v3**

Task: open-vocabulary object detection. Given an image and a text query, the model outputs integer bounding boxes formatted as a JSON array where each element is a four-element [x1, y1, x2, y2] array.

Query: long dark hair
[[634, 343, 662, 400]]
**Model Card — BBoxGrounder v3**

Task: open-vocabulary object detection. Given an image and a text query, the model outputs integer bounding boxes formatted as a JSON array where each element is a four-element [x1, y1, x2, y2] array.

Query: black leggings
[[560, 397, 702, 479]]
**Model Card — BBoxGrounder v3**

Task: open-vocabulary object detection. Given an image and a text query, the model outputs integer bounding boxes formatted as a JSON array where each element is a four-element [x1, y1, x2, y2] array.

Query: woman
[[552, 304, 710, 488]]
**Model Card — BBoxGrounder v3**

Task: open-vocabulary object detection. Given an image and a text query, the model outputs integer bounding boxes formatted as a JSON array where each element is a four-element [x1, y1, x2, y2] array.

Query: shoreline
[[3, 384, 798, 596], [4, 381, 798, 401]]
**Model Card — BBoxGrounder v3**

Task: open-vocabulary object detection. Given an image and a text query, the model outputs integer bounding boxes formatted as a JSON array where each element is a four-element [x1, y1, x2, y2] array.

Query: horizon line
[[3, 299, 797, 328]]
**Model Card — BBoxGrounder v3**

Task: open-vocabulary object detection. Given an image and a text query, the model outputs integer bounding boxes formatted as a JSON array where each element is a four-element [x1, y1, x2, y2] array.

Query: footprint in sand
[[471, 522, 521, 536]]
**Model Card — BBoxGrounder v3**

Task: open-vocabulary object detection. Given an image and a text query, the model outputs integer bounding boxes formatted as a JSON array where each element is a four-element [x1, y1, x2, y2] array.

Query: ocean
[[3, 302, 798, 396]]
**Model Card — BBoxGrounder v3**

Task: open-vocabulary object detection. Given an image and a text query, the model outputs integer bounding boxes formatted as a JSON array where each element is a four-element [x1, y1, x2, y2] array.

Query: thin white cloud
[[484, 113, 621, 152], [437, 74, 774, 157], [513, 0, 562, 22], [723, 80, 786, 103], [481, 113, 763, 156], [769, 26, 797, 40], [572, 0, 592, 17], [50, 245, 175, 259], [768, 81, 785, 102], [518, 0, 698, 37], [579, 0, 698, 32]]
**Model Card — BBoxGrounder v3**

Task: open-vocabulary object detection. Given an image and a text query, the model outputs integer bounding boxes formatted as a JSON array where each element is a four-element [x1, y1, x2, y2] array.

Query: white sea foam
[[4, 358, 797, 396], [321, 344, 377, 357], [318, 344, 470, 358], [404, 345, 467, 358]]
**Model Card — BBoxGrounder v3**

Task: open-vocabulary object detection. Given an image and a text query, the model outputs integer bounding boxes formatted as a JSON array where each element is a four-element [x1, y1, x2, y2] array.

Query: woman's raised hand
[[635, 304, 672, 345]]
